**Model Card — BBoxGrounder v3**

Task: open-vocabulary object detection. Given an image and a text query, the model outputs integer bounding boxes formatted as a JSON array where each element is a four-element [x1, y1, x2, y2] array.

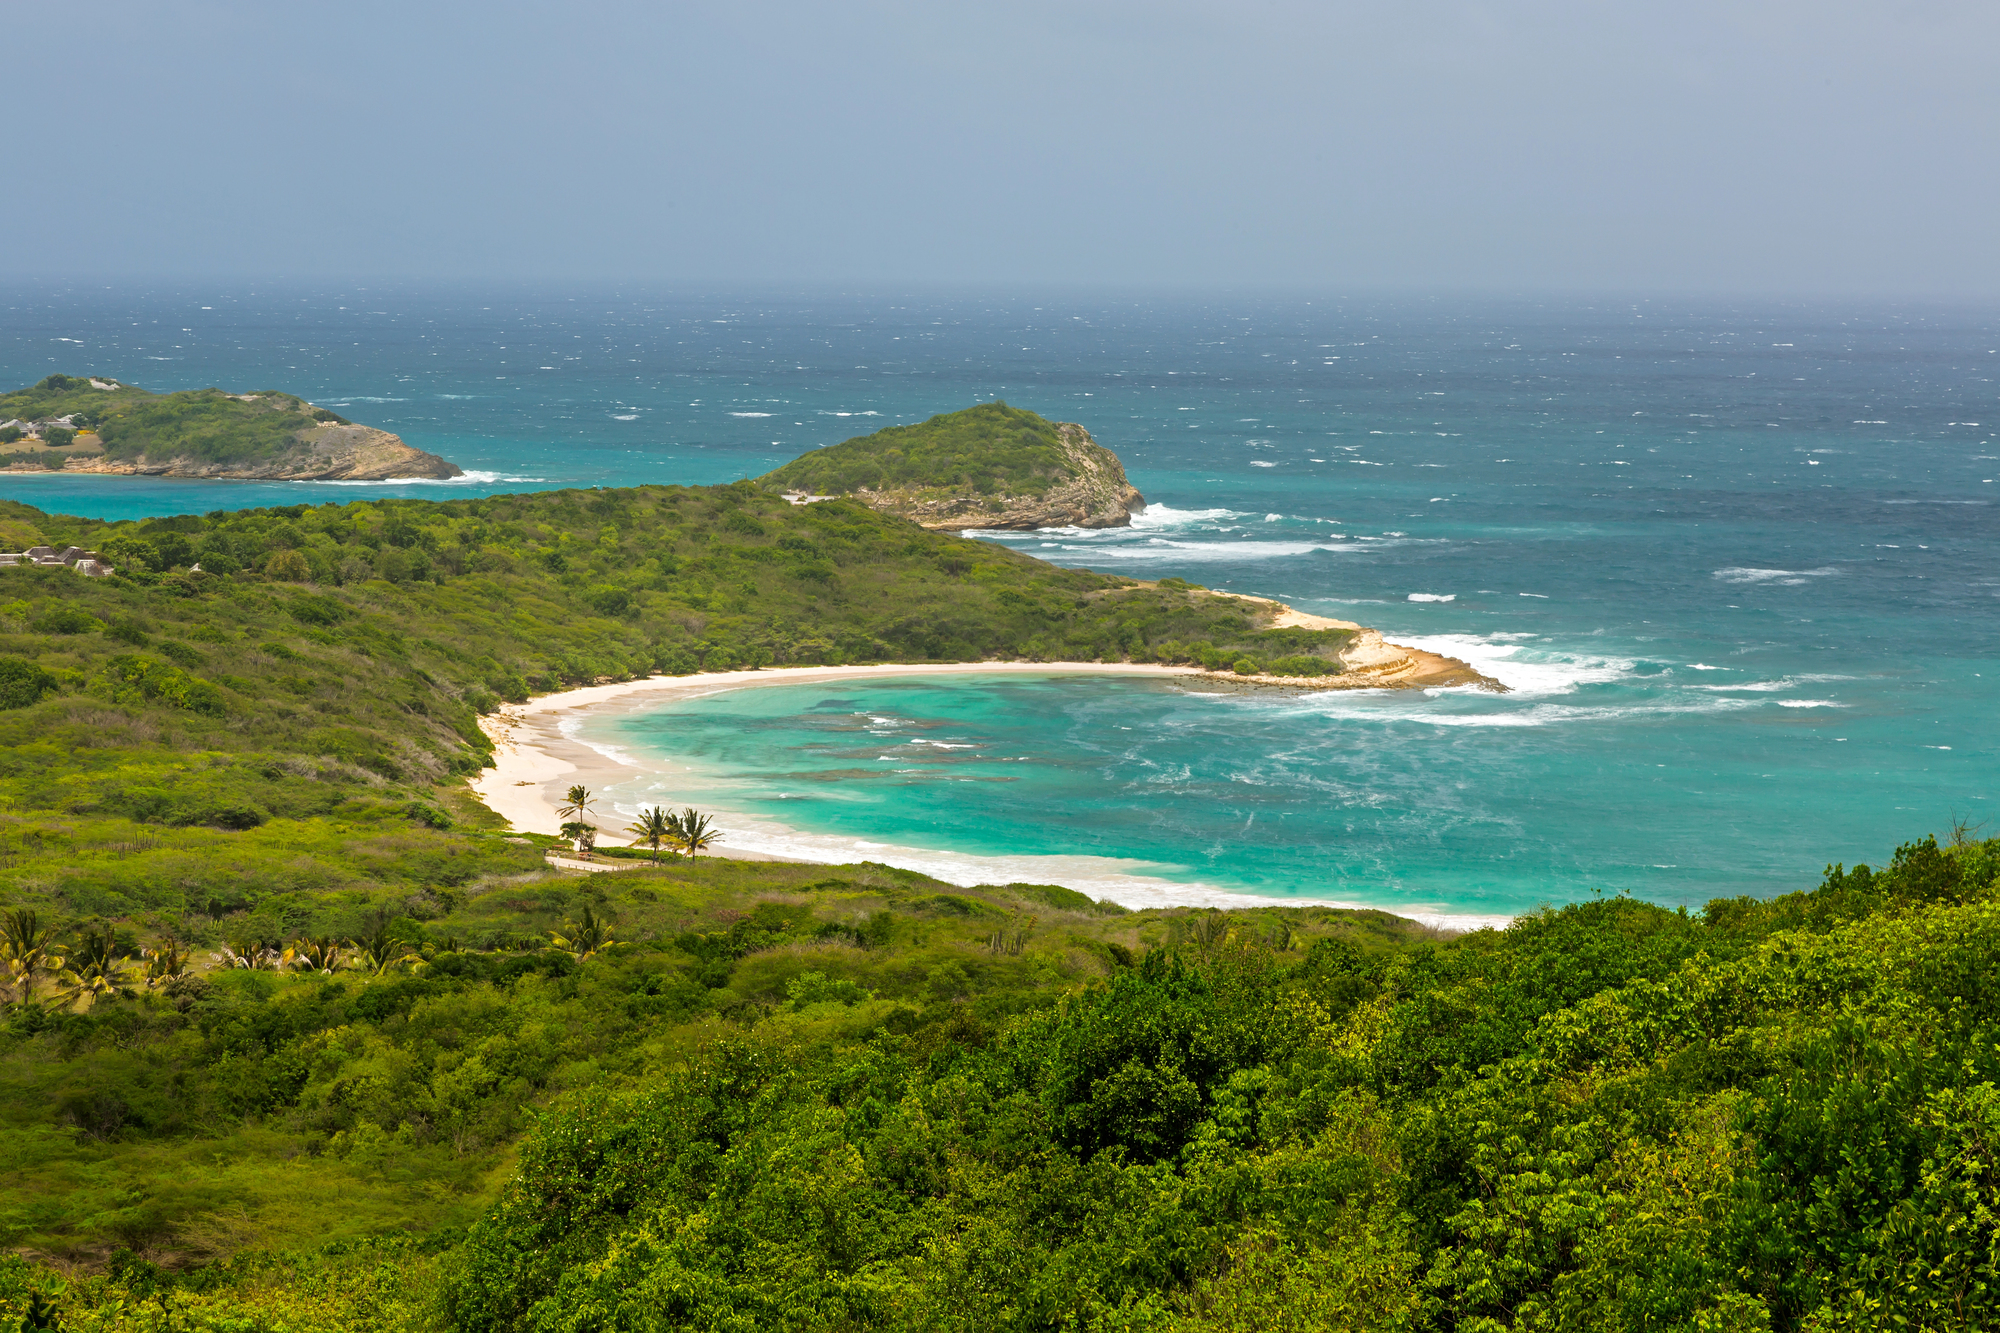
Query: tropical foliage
[[759, 401, 1076, 499], [3, 834, 1998, 1332]]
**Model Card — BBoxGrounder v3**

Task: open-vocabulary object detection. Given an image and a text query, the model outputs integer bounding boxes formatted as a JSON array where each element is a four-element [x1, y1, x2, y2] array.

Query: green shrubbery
[[760, 401, 1073, 499], [3, 833, 1998, 1330]]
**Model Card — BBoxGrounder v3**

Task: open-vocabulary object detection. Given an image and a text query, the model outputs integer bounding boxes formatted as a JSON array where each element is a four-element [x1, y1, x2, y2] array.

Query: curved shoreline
[[467, 657, 1517, 929]]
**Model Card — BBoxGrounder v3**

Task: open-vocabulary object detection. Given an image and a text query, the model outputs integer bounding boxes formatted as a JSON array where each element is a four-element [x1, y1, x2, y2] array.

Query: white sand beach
[[467, 657, 1516, 928]]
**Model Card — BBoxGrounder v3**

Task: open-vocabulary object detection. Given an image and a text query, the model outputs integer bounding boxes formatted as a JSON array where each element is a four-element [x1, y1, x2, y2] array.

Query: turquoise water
[[6, 285, 1995, 917]]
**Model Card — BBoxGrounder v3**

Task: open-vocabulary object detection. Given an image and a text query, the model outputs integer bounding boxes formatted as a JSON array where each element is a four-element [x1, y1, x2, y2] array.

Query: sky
[[6, 0, 1998, 295]]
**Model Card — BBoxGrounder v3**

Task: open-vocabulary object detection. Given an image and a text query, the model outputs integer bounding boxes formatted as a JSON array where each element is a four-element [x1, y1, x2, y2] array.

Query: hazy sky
[[8, 1, 1997, 294]]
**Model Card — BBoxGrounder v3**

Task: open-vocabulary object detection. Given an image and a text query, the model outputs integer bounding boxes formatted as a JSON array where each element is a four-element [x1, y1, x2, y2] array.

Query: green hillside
[[0, 374, 350, 465], [3, 830, 1997, 1332], [759, 401, 1075, 499]]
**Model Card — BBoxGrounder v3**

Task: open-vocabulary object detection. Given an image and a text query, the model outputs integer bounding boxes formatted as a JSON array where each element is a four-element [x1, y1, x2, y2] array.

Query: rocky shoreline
[[841, 422, 1147, 531], [47, 422, 461, 481]]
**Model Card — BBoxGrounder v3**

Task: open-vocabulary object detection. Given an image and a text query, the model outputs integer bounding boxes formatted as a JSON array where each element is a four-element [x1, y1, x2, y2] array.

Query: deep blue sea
[[4, 284, 1995, 922]]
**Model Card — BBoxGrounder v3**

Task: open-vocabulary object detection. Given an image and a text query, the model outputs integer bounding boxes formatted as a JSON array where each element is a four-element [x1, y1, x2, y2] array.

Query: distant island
[[0, 374, 461, 480], [759, 401, 1146, 530]]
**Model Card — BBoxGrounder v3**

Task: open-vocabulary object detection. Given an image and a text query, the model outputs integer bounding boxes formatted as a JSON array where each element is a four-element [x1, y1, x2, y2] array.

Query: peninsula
[[0, 374, 461, 480], [758, 400, 1146, 529]]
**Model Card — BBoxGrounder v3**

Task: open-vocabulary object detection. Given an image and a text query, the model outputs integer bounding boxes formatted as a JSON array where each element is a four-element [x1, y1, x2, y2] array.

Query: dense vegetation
[[0, 375, 350, 466], [5, 833, 1999, 1332], [759, 402, 1078, 500], [7, 479, 1988, 1330]]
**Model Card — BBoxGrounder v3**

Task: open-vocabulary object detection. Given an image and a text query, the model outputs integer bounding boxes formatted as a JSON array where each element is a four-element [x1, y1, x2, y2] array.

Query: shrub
[[0, 657, 59, 709], [266, 549, 313, 582], [32, 603, 101, 634]]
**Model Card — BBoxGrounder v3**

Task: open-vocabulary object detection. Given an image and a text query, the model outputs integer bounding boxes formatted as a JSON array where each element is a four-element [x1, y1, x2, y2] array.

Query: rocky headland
[[760, 402, 1145, 531], [861, 422, 1146, 531], [58, 421, 461, 481], [0, 375, 462, 481]]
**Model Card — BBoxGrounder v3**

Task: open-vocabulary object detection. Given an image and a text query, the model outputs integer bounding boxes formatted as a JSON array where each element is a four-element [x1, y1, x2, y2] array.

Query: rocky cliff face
[[62, 423, 462, 481], [846, 423, 1145, 531]]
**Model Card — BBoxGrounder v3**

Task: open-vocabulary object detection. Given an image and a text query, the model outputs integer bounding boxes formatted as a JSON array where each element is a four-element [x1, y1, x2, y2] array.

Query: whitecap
[[1777, 700, 1844, 708], [1044, 540, 1354, 562], [311, 469, 547, 487], [730, 411, 773, 417], [611, 414, 638, 421], [1250, 461, 1277, 468], [1713, 566, 1839, 585], [1407, 593, 1455, 602]]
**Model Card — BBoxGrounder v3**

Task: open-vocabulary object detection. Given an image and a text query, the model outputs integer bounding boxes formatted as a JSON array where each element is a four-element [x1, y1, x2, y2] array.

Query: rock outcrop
[[62, 423, 461, 481], [845, 423, 1145, 531]]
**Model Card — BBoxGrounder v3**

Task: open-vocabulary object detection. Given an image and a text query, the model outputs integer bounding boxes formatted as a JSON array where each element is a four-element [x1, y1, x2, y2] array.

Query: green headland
[[758, 401, 1148, 529], [0, 374, 459, 480]]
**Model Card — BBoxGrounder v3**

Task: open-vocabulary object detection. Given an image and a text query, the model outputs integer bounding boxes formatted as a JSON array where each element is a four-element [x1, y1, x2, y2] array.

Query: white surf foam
[[1048, 539, 1354, 562], [1391, 633, 1636, 698], [311, 470, 548, 487], [1407, 592, 1455, 602], [1712, 567, 1839, 585], [1126, 502, 1243, 529]]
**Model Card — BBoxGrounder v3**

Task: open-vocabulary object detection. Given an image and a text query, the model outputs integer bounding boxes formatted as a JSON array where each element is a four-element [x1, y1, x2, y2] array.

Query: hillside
[[0, 374, 460, 480], [758, 401, 1147, 529], [2, 826, 1997, 1332]]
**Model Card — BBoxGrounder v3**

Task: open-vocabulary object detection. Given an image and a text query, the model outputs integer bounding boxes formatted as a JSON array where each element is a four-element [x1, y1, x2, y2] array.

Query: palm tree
[[2, 908, 67, 1004], [558, 785, 595, 822], [627, 806, 674, 863], [215, 935, 282, 969], [549, 905, 615, 961], [142, 937, 192, 988], [288, 936, 345, 973], [56, 924, 136, 1009], [671, 808, 722, 859], [349, 915, 412, 977]]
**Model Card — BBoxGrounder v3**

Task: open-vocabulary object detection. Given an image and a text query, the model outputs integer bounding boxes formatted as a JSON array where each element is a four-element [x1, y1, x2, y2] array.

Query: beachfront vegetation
[[758, 401, 1077, 499], [4, 832, 1999, 1332], [0, 375, 351, 467]]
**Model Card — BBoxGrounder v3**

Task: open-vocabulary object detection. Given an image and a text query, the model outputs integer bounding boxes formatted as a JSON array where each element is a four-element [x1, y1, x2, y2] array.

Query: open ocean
[[4, 284, 1995, 923]]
